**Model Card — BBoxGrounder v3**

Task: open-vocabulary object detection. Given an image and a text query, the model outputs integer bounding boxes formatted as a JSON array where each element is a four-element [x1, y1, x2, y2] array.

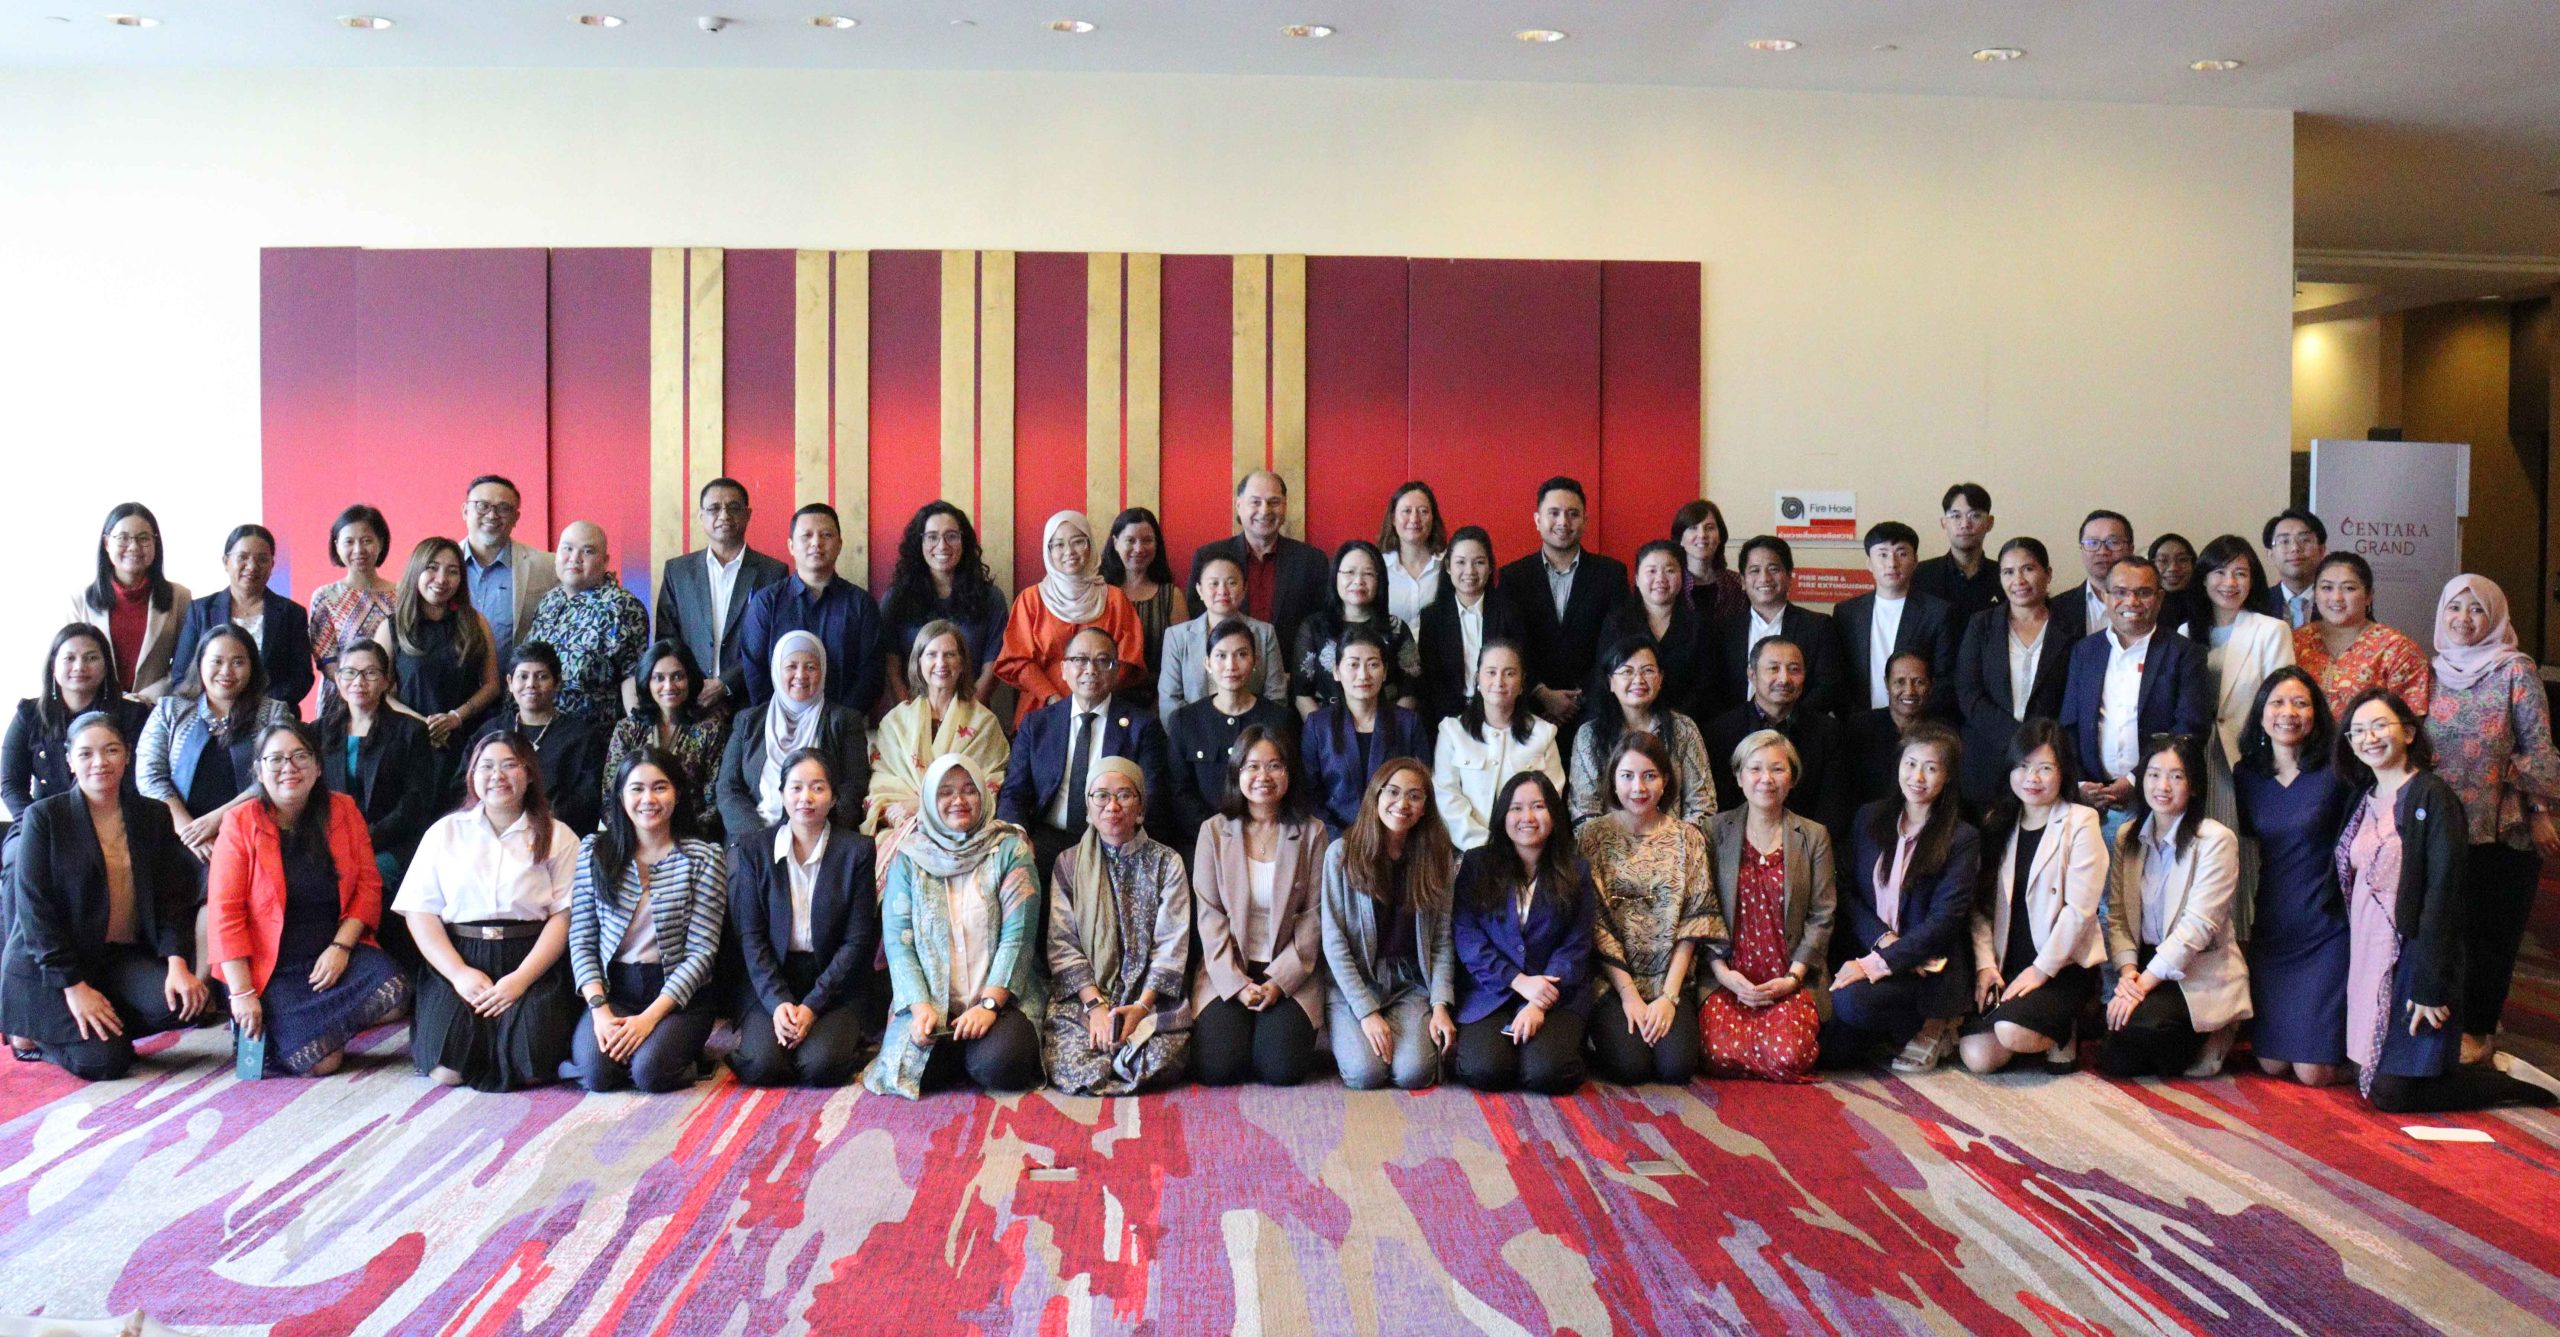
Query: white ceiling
[[14, 1, 2560, 294]]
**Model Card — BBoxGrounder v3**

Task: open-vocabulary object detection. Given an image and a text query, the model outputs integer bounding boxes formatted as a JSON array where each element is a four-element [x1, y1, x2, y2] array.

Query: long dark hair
[[589, 744, 696, 908], [881, 501, 1001, 631], [1581, 635, 1668, 766], [391, 536, 491, 670], [1671, 500, 1731, 575], [2333, 687, 2432, 789], [1339, 758, 1453, 914], [1216, 723, 1313, 824], [316, 639, 394, 733], [36, 623, 122, 734], [1462, 770, 1577, 915], [1599, 729, 1676, 815], [1377, 482, 1448, 555], [1459, 638, 1536, 745], [1099, 507, 1177, 588], [258, 721, 337, 879], [628, 638, 706, 727], [1429, 526, 1498, 615], [2182, 534, 2268, 643], [466, 729, 558, 863], [87, 502, 173, 614], [2118, 733, 2207, 862], [179, 625, 270, 739], [1975, 718, 2082, 909], [2235, 666, 2334, 777], [1861, 720, 1963, 881]]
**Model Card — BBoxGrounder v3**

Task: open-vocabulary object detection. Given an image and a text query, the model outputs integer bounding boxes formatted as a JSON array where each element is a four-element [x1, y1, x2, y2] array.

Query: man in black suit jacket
[[2257, 507, 2327, 629], [1708, 535, 1846, 719], [654, 477, 790, 708], [1841, 650, 1944, 813], [1911, 481, 2001, 614], [1834, 522, 1961, 717], [2050, 508, 2134, 645], [997, 628, 1177, 879], [1704, 634, 1846, 835], [1498, 476, 1627, 726], [1187, 469, 1332, 666], [2058, 556, 2211, 819]]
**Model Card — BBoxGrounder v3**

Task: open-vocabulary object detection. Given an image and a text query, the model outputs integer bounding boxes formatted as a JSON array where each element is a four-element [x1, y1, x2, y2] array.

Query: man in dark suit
[[1498, 476, 1627, 727], [1911, 482, 2001, 614], [1834, 521, 1961, 719], [2257, 507, 2327, 629], [998, 627, 1177, 880], [1187, 470, 1331, 666], [1842, 650, 1943, 813], [2051, 509, 2134, 645], [2059, 555, 2211, 823], [1704, 635, 1846, 835], [654, 477, 788, 709], [1708, 535, 1846, 719]]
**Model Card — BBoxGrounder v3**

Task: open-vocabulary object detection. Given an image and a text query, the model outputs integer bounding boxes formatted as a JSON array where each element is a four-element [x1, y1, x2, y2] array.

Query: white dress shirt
[[391, 809, 579, 922], [1046, 702, 1112, 830], [1867, 595, 1906, 708], [2008, 622, 2045, 720], [705, 547, 746, 670], [1744, 607, 1785, 694], [2083, 585, 2110, 635], [2098, 626, 2154, 781], [2136, 813, 2186, 979], [775, 824, 828, 953], [1386, 552, 1443, 634], [1452, 593, 1489, 698]]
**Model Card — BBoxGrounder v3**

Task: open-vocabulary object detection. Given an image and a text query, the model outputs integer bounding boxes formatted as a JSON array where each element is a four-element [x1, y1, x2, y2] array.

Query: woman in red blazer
[[209, 720, 409, 1076]]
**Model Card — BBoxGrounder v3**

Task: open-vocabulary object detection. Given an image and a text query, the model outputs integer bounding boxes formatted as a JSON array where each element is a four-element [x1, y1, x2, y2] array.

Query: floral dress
[[603, 709, 732, 837], [2294, 622, 2432, 718], [308, 579, 394, 706], [1576, 816, 1720, 1002], [1700, 839, 1820, 1081]]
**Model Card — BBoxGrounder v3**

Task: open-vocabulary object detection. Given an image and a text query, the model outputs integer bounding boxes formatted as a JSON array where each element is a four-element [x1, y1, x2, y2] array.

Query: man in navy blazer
[[2059, 555, 2211, 821], [998, 627, 1177, 879]]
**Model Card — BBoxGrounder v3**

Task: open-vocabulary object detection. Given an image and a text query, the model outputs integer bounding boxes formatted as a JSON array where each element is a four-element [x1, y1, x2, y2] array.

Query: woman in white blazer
[[1430, 640, 1563, 851], [2184, 536, 2294, 933], [2099, 734, 2250, 1079], [1960, 719, 2110, 1075]]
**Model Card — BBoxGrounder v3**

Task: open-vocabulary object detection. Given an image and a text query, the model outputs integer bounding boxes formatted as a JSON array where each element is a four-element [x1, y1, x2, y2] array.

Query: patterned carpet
[[4, 900, 2557, 1335]]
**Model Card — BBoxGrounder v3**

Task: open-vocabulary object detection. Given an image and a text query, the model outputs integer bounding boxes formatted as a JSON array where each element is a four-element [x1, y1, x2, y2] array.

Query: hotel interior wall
[[1, 68, 2291, 677]]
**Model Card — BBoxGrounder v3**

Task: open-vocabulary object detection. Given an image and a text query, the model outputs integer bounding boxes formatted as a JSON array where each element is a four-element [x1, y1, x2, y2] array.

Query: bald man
[[523, 521, 651, 725], [1186, 469, 1331, 664]]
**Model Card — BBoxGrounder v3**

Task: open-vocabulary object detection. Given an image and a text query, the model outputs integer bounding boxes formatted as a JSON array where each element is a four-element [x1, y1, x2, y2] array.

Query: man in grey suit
[[462, 473, 560, 667], [654, 476, 789, 708]]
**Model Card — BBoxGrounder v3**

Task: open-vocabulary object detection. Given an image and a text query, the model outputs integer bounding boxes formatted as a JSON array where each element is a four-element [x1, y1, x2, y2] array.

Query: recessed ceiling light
[[1048, 18, 1093, 33], [1281, 23, 1332, 39], [573, 13, 623, 27], [950, 17, 975, 25], [105, 14, 158, 26], [1971, 47, 2024, 62], [2189, 58, 2243, 73], [47, 14, 74, 22], [1515, 28, 1566, 44], [810, 14, 856, 27], [1871, 43, 1899, 53], [1745, 38, 1798, 53], [340, 15, 394, 29]]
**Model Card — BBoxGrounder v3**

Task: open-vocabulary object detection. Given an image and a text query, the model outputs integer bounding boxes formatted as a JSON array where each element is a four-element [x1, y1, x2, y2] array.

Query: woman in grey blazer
[[1702, 728, 1836, 1081], [1318, 756, 1458, 1090]]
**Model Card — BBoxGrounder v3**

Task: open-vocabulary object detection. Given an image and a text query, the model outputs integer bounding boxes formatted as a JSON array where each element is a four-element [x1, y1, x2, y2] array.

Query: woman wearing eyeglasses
[[1568, 637, 1714, 832], [1042, 759, 1193, 1095]]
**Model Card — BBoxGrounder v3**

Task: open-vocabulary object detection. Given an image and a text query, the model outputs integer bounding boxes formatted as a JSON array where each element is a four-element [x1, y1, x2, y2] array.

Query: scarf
[[758, 629, 829, 823], [2432, 572, 2532, 693], [1038, 510, 1109, 624], [902, 753, 1012, 880], [1069, 756, 1148, 1000]]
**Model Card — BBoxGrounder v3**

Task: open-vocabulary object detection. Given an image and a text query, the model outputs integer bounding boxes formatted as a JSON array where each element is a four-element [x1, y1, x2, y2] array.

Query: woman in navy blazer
[[1449, 770, 1596, 1094], [1823, 722, 1981, 1071], [727, 748, 880, 1087], [169, 525, 315, 712], [1301, 627, 1426, 833], [1953, 539, 2073, 813]]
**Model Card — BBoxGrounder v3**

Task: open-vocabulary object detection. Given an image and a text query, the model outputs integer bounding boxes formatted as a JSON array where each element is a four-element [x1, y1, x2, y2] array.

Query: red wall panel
[[1303, 256, 1412, 556], [721, 249, 802, 575], [1012, 253, 1089, 592], [866, 251, 942, 594], [1158, 254, 1234, 582], [1598, 262, 1703, 562], [547, 248, 652, 602]]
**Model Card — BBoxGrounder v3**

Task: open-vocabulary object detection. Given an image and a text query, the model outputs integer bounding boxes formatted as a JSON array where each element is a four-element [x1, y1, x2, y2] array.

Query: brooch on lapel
[[1116, 717, 1131, 730]]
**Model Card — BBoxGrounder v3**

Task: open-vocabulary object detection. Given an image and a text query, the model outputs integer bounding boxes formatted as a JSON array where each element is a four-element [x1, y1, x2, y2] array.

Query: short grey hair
[[1730, 728, 1801, 782]]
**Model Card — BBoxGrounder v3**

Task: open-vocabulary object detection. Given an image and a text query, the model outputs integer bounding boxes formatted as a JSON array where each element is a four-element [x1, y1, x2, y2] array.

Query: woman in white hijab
[[994, 510, 1148, 726], [716, 630, 869, 839]]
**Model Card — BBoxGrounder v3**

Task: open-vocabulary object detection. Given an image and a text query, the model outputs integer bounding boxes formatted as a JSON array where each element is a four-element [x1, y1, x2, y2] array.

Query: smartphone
[[234, 1029, 267, 1081]]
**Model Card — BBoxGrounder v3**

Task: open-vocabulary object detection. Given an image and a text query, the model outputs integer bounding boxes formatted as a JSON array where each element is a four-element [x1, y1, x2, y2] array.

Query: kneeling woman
[[1044, 759, 1194, 1095], [1320, 759, 1459, 1090], [864, 755, 1046, 1097], [729, 749, 880, 1088], [1451, 771, 1595, 1094], [2, 711, 209, 1079], [208, 722, 410, 1077], [1824, 723, 1979, 1071], [2099, 734, 2252, 1079], [1190, 726, 1329, 1087], [1575, 730, 1717, 1085], [564, 749, 728, 1093], [1702, 730, 1836, 1082], [1959, 720, 2108, 1075], [394, 731, 580, 1091]]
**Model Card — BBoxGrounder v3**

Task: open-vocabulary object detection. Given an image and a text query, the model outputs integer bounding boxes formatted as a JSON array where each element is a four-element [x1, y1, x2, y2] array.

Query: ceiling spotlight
[[105, 14, 158, 26], [1745, 38, 1798, 53], [1515, 28, 1566, 43], [340, 15, 394, 29], [2189, 58, 2243, 72], [810, 14, 856, 27], [950, 17, 975, 25], [1871, 43, 1899, 53], [1281, 23, 1332, 39], [1971, 47, 2024, 62], [1048, 18, 1093, 33], [573, 13, 623, 27]]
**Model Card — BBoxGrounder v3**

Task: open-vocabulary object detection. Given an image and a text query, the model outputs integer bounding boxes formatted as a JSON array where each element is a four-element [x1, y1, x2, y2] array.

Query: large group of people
[[1, 469, 2553, 1116]]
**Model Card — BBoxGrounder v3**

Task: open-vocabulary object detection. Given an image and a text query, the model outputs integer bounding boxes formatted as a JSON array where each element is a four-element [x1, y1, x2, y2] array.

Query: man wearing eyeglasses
[[2256, 508, 2327, 629], [653, 477, 788, 708], [2058, 556, 2212, 830], [1912, 483, 2001, 613], [998, 626, 1175, 881], [461, 475, 559, 667], [2052, 509, 2134, 646]]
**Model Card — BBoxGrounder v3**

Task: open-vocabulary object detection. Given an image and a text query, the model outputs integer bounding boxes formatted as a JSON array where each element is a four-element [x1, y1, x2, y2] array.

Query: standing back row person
[[460, 475, 559, 670], [653, 477, 788, 710], [1502, 477, 1628, 729], [737, 503, 885, 717], [998, 510, 1146, 725], [1913, 483, 2001, 614], [1189, 470, 1331, 667], [169, 524, 314, 711], [70, 503, 190, 703], [1834, 521, 1959, 718]]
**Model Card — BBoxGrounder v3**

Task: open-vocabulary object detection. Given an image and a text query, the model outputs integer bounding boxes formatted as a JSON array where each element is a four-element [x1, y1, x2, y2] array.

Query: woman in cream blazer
[[1961, 719, 2110, 1074], [2190, 537, 2297, 936], [2099, 735, 2250, 1079]]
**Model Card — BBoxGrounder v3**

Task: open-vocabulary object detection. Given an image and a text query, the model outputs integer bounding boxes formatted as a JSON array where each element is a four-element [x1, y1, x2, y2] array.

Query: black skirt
[[1963, 963, 2097, 1044], [411, 923, 578, 1091]]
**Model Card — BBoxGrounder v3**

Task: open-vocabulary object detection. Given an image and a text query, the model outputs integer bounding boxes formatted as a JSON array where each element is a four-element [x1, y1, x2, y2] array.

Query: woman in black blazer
[[167, 524, 316, 711], [5, 625, 151, 864], [1415, 527, 1521, 734], [1599, 541, 1716, 723], [716, 632, 870, 840], [2, 711, 210, 1077], [728, 748, 881, 1087], [1954, 538, 2072, 812], [314, 641, 437, 890], [1822, 722, 1980, 1071]]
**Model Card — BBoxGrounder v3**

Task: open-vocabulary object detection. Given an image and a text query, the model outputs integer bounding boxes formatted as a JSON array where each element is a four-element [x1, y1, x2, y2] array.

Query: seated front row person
[[864, 619, 1010, 839], [1043, 759, 1194, 1096], [2, 711, 209, 1079], [2099, 733, 2251, 1079], [1702, 729, 1835, 1083], [1575, 729, 1719, 1085], [394, 730, 580, 1091], [729, 749, 881, 1089], [1821, 722, 1980, 1073], [1320, 759, 1459, 1090], [1190, 726, 1330, 1087], [1960, 720, 2110, 1075], [209, 721, 411, 1078], [718, 631, 870, 842], [865, 755, 1047, 1098], [563, 749, 728, 1093], [1450, 771, 1595, 1095]]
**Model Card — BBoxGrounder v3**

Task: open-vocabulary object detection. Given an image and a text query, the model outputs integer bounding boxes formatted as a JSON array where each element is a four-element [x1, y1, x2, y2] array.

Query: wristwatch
[[586, 993, 611, 1011], [976, 997, 1001, 1014]]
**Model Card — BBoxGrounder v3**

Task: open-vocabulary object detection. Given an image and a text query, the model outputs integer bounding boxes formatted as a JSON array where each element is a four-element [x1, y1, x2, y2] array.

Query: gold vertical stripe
[[1270, 254, 1307, 539], [648, 247, 688, 572], [792, 250, 831, 516], [938, 250, 978, 510], [684, 247, 725, 549], [1086, 252, 1126, 526], [833, 250, 871, 581], [978, 250, 1017, 594], [1231, 254, 1269, 486], [1124, 253, 1162, 513]]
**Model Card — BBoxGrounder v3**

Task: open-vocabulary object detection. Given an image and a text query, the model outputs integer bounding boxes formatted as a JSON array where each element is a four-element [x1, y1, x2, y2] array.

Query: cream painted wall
[[0, 68, 2292, 677], [2292, 316, 2386, 454]]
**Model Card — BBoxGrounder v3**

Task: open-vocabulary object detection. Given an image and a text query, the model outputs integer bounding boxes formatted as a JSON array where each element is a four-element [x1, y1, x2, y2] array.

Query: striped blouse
[[567, 835, 729, 1006]]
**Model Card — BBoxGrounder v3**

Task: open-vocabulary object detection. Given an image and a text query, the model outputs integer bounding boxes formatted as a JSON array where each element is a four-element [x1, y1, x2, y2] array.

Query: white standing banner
[[2308, 438, 2467, 637]]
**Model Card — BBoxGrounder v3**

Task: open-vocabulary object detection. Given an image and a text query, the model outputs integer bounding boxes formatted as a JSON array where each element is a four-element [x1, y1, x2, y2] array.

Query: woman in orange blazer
[[209, 720, 410, 1076]]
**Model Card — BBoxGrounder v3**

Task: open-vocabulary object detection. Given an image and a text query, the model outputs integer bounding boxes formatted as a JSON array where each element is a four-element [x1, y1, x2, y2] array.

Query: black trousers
[[32, 947, 192, 1082], [2461, 842, 2541, 1039], [2096, 973, 2201, 1078], [563, 962, 719, 1093], [919, 1005, 1044, 1093], [729, 953, 870, 1088], [1191, 992, 1319, 1087], [1453, 1002, 1587, 1094], [1587, 992, 1703, 1085], [2370, 1070, 2556, 1113]]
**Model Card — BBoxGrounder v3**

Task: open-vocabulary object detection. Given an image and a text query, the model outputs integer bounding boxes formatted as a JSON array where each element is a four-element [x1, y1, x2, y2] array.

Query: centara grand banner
[[2309, 438, 2467, 635]]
